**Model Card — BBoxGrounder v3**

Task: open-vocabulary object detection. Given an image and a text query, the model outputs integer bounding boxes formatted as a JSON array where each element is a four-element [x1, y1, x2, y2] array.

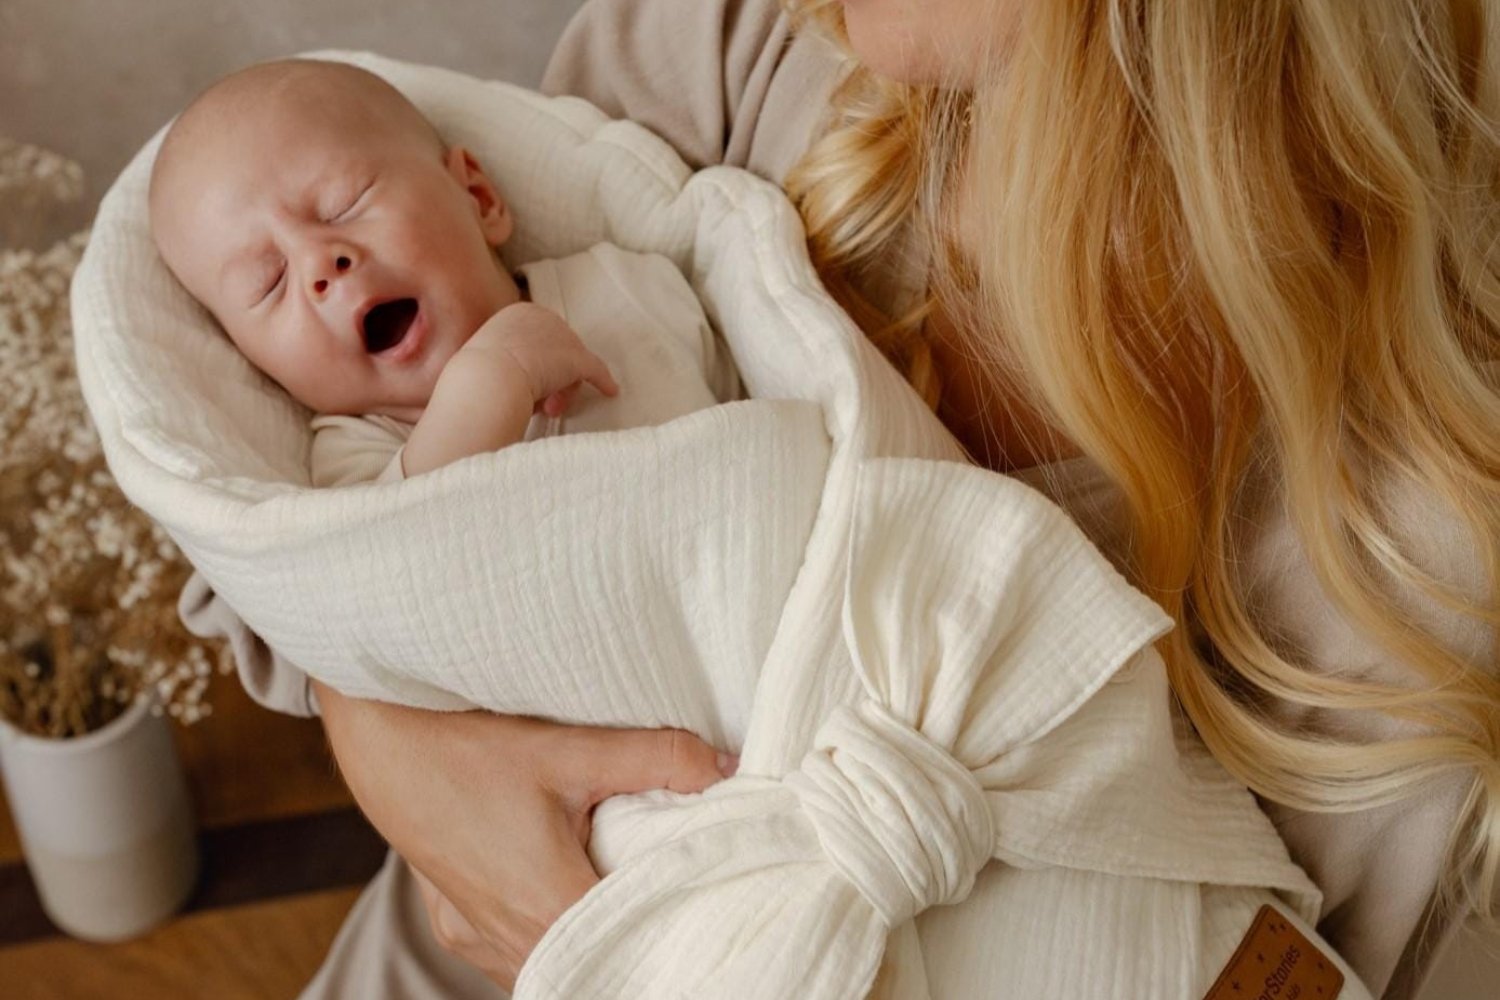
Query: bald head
[[149, 59, 443, 234], [141, 57, 520, 418]]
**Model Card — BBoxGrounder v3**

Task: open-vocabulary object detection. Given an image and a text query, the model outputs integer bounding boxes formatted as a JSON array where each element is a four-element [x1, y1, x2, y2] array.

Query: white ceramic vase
[[0, 695, 199, 941]]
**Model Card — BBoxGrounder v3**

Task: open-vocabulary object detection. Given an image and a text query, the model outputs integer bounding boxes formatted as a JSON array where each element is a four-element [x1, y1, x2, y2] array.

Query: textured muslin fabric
[[307, 242, 737, 488], [512, 459, 1349, 998], [72, 50, 1376, 998]]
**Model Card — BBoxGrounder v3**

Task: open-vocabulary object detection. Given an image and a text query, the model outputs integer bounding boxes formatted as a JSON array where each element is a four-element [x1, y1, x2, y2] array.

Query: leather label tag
[[1203, 904, 1345, 1000]]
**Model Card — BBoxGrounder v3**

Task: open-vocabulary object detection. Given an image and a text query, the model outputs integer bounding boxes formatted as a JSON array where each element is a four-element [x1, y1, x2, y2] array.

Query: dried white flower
[[1, 139, 223, 738]]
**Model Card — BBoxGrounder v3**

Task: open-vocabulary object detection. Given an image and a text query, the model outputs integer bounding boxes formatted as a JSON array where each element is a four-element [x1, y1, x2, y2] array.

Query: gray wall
[[1, 0, 587, 242]]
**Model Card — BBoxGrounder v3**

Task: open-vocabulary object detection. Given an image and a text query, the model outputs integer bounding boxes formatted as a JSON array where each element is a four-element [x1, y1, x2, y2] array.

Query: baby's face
[[151, 68, 520, 419]]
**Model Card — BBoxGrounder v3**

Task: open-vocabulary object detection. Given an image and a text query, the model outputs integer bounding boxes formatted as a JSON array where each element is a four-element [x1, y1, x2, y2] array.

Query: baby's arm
[[401, 303, 619, 477]]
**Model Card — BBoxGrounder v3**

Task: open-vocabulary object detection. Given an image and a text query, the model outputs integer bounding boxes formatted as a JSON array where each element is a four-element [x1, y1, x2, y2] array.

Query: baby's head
[[149, 59, 522, 420]]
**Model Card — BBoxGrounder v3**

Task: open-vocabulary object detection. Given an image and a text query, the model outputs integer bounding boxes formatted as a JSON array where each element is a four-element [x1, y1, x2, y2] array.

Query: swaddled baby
[[149, 59, 737, 486]]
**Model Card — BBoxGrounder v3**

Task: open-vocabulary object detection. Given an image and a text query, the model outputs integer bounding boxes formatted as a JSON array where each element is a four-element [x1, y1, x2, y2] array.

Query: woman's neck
[[921, 137, 1084, 474]]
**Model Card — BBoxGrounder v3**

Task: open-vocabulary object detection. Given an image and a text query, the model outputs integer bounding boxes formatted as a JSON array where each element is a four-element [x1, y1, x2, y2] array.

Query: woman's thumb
[[581, 728, 737, 807]]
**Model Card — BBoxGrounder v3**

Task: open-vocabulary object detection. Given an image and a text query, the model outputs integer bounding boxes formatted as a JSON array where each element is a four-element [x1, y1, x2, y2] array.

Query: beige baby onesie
[[307, 241, 739, 487]]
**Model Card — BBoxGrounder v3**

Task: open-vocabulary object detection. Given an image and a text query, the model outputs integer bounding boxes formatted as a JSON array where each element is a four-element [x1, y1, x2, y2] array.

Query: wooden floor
[[1, 886, 364, 1000], [0, 672, 385, 998]]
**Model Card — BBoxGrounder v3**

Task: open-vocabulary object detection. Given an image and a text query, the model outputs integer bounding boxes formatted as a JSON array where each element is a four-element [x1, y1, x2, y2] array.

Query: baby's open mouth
[[362, 298, 419, 354]]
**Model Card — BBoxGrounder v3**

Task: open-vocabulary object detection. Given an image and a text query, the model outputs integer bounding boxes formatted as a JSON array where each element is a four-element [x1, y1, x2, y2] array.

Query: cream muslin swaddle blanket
[[72, 52, 1367, 1000]]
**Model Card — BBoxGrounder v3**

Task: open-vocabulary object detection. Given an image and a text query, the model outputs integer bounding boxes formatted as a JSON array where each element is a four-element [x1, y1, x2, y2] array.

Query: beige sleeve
[[541, 0, 793, 171], [309, 415, 407, 488], [178, 571, 320, 717]]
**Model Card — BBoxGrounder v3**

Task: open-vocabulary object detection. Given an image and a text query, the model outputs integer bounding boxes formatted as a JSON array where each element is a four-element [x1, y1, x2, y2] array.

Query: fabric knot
[[784, 699, 995, 927]]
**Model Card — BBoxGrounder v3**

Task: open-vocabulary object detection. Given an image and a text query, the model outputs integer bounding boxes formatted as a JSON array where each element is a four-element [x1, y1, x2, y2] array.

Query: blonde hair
[[786, 0, 1500, 919]]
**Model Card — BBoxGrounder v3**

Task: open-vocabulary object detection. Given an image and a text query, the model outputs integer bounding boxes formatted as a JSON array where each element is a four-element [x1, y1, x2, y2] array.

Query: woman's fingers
[[412, 867, 468, 951], [412, 818, 599, 989], [314, 689, 737, 989], [560, 727, 739, 810], [412, 864, 529, 993]]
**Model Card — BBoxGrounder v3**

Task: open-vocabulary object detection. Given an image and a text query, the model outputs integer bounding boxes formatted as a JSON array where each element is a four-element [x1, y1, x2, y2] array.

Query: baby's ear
[[445, 146, 513, 247]]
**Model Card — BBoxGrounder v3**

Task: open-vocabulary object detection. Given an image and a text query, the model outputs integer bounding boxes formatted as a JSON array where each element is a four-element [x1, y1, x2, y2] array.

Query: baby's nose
[[311, 253, 354, 296]]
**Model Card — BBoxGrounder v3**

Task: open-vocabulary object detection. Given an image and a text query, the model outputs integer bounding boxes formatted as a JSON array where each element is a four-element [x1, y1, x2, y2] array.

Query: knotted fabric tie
[[784, 699, 995, 927]]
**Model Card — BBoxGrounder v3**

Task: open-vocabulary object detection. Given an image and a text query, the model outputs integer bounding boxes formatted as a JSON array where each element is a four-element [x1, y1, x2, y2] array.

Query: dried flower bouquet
[[1, 138, 228, 739]]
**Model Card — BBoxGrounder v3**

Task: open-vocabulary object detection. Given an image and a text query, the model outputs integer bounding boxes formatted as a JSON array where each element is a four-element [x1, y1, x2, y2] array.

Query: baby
[[148, 59, 737, 487]]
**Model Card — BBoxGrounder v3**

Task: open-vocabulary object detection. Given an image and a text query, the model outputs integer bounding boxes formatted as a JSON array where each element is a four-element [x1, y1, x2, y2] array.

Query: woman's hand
[[312, 680, 736, 992]]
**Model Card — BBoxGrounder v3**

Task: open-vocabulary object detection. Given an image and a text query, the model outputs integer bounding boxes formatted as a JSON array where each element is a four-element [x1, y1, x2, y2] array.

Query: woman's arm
[[313, 679, 734, 991]]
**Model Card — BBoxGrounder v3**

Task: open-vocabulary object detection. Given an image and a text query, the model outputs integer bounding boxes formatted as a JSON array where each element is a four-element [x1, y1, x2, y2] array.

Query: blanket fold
[[512, 458, 1318, 999]]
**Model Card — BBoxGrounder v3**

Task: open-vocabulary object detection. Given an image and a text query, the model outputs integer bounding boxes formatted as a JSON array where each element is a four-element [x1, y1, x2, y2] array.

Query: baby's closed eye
[[254, 263, 286, 305], [320, 179, 373, 223]]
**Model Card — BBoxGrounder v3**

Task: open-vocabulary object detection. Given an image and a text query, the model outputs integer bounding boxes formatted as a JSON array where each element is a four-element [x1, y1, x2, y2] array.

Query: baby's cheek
[[277, 345, 351, 413]]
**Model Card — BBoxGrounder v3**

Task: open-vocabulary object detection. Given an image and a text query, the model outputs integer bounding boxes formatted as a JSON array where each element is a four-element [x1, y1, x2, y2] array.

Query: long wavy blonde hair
[[785, 0, 1500, 919]]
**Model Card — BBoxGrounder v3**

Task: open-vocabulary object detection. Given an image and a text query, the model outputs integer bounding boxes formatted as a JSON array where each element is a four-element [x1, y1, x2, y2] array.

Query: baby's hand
[[462, 303, 619, 417], [406, 303, 618, 476]]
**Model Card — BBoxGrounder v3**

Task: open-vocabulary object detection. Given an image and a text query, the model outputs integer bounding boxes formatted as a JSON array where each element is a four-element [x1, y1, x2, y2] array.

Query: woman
[[184, 0, 1498, 995]]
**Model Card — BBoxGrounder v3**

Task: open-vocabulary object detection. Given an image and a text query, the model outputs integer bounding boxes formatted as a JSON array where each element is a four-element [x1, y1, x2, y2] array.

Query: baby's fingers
[[541, 384, 579, 418], [537, 351, 617, 417]]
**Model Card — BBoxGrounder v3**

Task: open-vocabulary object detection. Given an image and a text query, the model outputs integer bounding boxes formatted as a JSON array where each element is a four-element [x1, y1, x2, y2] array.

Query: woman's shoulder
[[541, 0, 844, 182]]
